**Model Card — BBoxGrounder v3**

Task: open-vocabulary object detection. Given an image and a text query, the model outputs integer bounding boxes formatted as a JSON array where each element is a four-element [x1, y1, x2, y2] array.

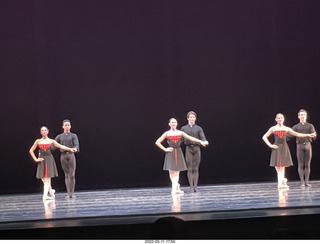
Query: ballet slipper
[[280, 178, 289, 188], [278, 183, 289, 189], [49, 189, 55, 199], [176, 189, 184, 194], [43, 195, 55, 201], [171, 190, 184, 195]]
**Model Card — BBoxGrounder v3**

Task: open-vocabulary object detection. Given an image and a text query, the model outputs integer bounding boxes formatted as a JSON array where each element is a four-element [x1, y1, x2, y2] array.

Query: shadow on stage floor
[[1, 181, 320, 239]]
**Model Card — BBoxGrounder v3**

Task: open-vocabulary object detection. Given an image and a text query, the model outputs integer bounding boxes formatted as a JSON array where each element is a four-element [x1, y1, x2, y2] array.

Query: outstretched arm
[[52, 139, 76, 152], [181, 132, 208, 146], [288, 128, 315, 138]]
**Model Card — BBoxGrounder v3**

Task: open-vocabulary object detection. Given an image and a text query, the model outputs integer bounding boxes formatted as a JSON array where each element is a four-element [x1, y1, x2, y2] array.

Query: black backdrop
[[1, 0, 320, 194]]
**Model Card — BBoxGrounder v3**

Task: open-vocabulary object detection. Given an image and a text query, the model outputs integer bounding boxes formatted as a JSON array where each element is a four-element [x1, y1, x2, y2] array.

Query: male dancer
[[55, 119, 80, 199], [181, 111, 207, 193], [291, 109, 316, 187]]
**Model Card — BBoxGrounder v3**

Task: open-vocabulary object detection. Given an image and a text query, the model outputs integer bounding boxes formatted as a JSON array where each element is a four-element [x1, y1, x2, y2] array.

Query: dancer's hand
[[270, 145, 278, 149], [310, 132, 316, 138], [201, 140, 209, 147], [166, 147, 173, 152], [36, 157, 44, 162]]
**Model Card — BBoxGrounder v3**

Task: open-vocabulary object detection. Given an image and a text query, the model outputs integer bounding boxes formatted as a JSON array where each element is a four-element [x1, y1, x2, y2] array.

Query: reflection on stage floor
[[1, 180, 320, 239]]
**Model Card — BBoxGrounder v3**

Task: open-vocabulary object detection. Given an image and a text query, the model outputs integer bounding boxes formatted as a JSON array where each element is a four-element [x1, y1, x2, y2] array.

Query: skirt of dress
[[163, 148, 187, 171], [269, 143, 293, 167], [36, 155, 58, 179]]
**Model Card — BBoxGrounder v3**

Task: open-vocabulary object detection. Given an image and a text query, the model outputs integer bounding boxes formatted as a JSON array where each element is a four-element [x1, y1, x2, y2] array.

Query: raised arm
[[181, 132, 208, 146]]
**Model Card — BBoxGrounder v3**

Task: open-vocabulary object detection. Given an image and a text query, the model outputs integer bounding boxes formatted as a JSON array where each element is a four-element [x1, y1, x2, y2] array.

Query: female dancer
[[29, 126, 76, 200], [155, 118, 208, 194], [262, 113, 315, 188]]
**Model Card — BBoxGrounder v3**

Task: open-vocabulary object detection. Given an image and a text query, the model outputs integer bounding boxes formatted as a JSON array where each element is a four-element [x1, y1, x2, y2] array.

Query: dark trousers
[[61, 152, 76, 195], [185, 145, 201, 189], [296, 143, 312, 184]]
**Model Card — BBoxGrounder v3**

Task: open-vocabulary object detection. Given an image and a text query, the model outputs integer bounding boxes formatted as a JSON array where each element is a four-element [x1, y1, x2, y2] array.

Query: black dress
[[163, 135, 188, 171], [269, 131, 293, 167], [36, 143, 58, 179]]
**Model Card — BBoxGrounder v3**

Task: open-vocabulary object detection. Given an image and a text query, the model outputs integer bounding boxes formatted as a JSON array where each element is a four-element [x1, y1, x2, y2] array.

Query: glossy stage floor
[[1, 181, 320, 239]]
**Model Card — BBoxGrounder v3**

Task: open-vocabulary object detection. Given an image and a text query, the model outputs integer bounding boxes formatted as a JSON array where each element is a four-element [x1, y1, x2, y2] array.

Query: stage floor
[[1, 181, 320, 238]]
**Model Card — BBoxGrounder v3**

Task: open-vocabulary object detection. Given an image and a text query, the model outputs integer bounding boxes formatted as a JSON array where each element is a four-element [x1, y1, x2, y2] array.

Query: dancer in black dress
[[155, 118, 208, 194], [262, 113, 315, 188], [55, 119, 80, 199], [29, 126, 76, 201]]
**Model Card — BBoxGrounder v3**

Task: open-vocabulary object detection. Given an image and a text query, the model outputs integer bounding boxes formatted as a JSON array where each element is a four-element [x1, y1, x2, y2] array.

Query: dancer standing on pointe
[[181, 111, 207, 193], [55, 119, 80, 199], [29, 126, 76, 201], [290, 109, 316, 187], [262, 113, 315, 189], [155, 118, 208, 194]]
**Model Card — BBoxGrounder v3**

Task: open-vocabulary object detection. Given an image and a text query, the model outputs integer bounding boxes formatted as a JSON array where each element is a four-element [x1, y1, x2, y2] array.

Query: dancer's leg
[[297, 144, 305, 186], [185, 146, 201, 192], [192, 148, 201, 192], [61, 153, 77, 198], [169, 170, 183, 194], [276, 167, 288, 188], [42, 177, 54, 200], [185, 148, 194, 190], [304, 144, 312, 186]]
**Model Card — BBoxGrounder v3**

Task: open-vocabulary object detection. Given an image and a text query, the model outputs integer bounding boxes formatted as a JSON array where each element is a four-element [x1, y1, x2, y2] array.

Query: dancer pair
[[262, 112, 316, 189], [29, 120, 79, 201], [155, 116, 208, 194]]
